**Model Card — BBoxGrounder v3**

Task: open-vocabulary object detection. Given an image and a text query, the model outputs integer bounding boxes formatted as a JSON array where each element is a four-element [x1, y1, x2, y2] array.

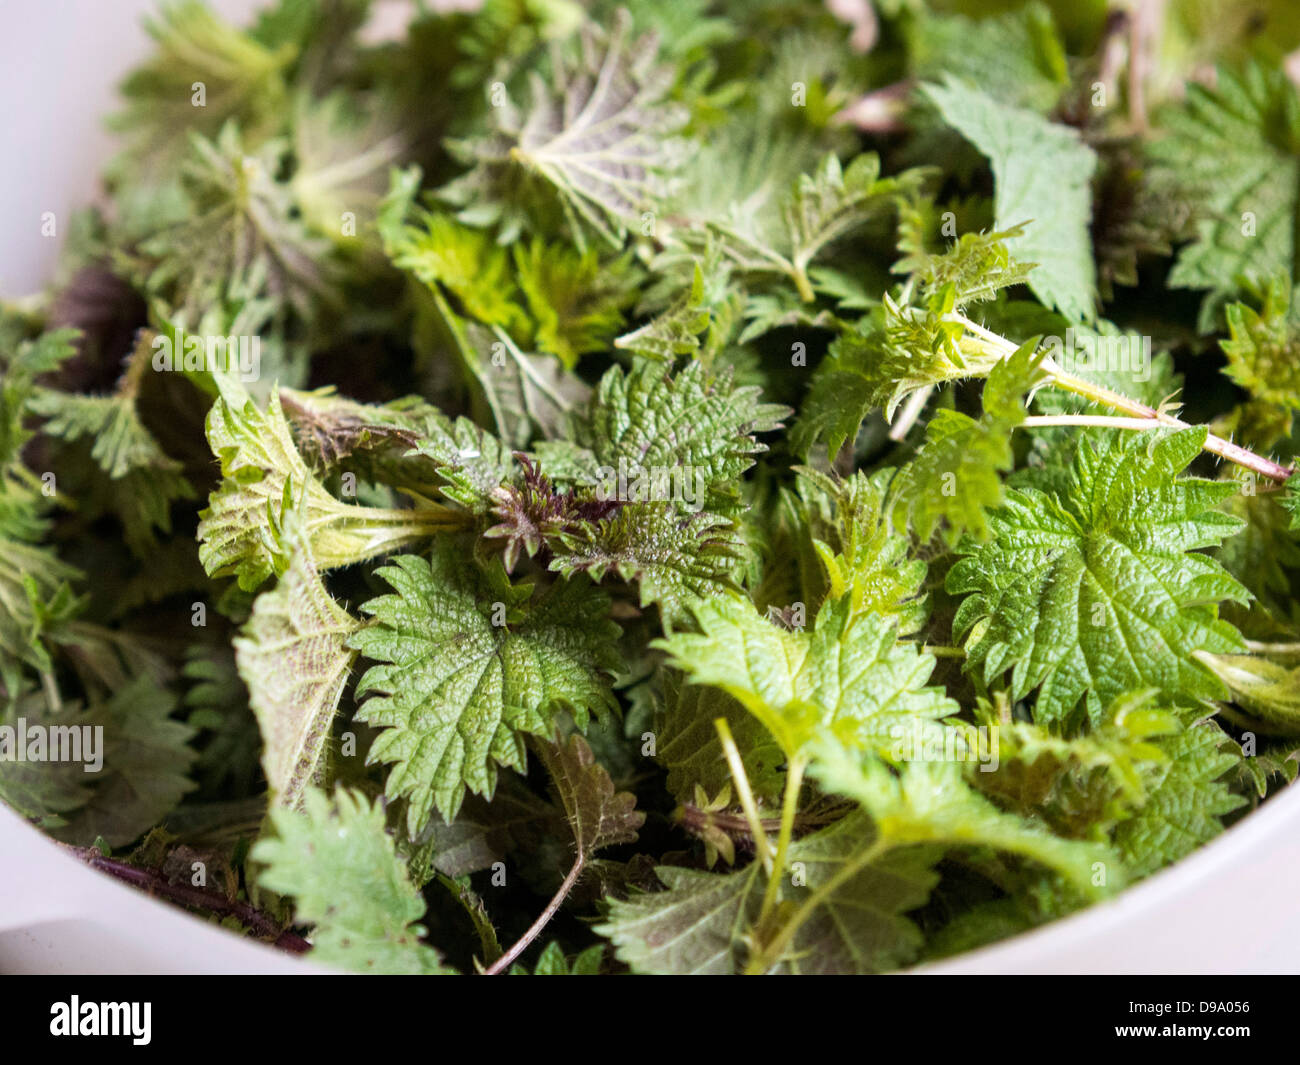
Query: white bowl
[[2, 0, 1298, 976]]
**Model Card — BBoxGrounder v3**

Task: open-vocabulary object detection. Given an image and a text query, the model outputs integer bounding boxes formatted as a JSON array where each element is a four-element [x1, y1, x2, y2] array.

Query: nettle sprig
[[6, 0, 1300, 977]]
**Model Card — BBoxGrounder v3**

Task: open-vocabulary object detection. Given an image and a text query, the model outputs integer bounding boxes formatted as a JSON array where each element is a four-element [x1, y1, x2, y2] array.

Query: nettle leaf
[[198, 377, 461, 591], [793, 233, 1032, 457], [598, 811, 937, 976], [655, 675, 786, 806], [905, 2, 1068, 113], [1150, 62, 1300, 323], [657, 594, 956, 762], [391, 212, 530, 334], [922, 77, 1097, 321], [50, 674, 197, 849], [535, 733, 645, 864], [549, 503, 743, 629], [891, 337, 1045, 543], [232, 514, 359, 811], [420, 777, 564, 879], [791, 468, 928, 635], [1112, 718, 1246, 878], [950, 429, 1250, 728], [809, 745, 1120, 898], [614, 263, 711, 362], [350, 544, 623, 833], [513, 941, 604, 975], [441, 9, 687, 248], [279, 387, 512, 512], [1, 325, 79, 470], [577, 359, 788, 515], [109, 0, 293, 167], [597, 862, 764, 975], [0, 686, 95, 827], [776, 811, 939, 975], [1220, 275, 1300, 408], [253, 787, 452, 974], [0, 532, 82, 695], [707, 153, 928, 300], [30, 343, 196, 557], [132, 125, 340, 324], [1194, 652, 1300, 733], [513, 239, 636, 369]]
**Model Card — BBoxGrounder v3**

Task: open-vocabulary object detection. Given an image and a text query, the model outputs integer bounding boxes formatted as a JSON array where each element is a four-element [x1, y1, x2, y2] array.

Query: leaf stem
[[758, 756, 806, 925], [1243, 640, 1300, 657], [920, 644, 966, 658], [889, 383, 933, 441], [67, 846, 310, 954], [483, 855, 585, 975], [715, 718, 774, 874], [1019, 414, 1166, 431], [745, 836, 888, 975], [949, 313, 1295, 484]]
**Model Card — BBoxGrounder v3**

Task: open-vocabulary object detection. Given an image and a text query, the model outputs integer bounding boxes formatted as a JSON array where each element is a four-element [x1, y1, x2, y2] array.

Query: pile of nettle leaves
[[5, 0, 1300, 976]]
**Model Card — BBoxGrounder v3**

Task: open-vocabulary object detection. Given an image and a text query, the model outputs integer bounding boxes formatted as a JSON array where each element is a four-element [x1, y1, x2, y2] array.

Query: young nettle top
[[3, 0, 1299, 977]]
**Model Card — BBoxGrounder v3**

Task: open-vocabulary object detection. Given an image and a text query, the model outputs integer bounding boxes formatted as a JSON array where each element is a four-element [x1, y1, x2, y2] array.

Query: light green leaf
[[950, 429, 1250, 727], [350, 544, 623, 833], [922, 77, 1097, 321], [253, 787, 452, 974]]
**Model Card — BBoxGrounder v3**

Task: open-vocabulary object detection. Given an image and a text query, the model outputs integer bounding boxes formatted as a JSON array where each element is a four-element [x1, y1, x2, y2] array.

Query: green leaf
[[232, 513, 360, 811], [614, 263, 711, 362], [905, 2, 1069, 113], [791, 467, 929, 635], [513, 941, 603, 975], [598, 811, 938, 975], [253, 787, 452, 974], [514, 239, 636, 369], [576, 358, 787, 516], [597, 862, 764, 975], [108, 0, 294, 169], [350, 544, 623, 833], [707, 153, 927, 300], [535, 733, 645, 862], [198, 377, 461, 591], [922, 77, 1097, 321], [1149, 63, 1300, 324], [440, 9, 687, 249], [809, 746, 1120, 898], [1113, 718, 1246, 877], [655, 675, 785, 806], [29, 346, 196, 557], [391, 212, 530, 333], [548, 503, 743, 629], [1194, 652, 1300, 733], [657, 594, 956, 762], [1220, 275, 1300, 408], [949, 429, 1250, 727], [49, 674, 197, 849], [892, 338, 1045, 543]]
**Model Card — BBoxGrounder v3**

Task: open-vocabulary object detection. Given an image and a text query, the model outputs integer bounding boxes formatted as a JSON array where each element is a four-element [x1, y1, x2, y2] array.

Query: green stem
[[1243, 640, 1300, 657], [745, 836, 889, 975], [715, 718, 773, 874], [1019, 414, 1164, 431], [758, 756, 806, 925], [951, 314, 1295, 484], [920, 644, 966, 658]]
